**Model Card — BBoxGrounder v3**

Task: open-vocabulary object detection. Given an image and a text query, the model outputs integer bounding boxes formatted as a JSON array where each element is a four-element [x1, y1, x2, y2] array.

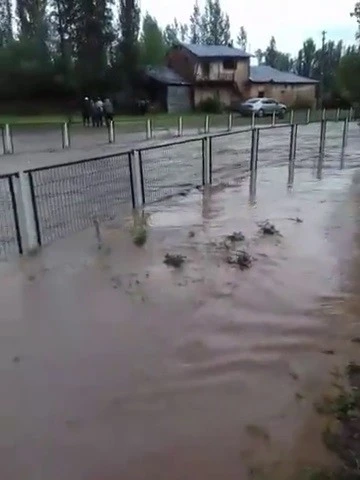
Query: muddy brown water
[[1, 164, 360, 480]]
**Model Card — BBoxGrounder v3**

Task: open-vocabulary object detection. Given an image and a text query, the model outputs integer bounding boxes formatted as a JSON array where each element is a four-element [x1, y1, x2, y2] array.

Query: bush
[[197, 97, 222, 113]]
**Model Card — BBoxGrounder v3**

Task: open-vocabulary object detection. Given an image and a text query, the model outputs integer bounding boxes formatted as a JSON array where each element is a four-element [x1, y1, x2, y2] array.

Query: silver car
[[238, 98, 287, 118]]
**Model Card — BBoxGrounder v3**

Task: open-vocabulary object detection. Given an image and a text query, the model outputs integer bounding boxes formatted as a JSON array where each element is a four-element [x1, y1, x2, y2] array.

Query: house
[[167, 43, 251, 108], [166, 43, 318, 109], [141, 66, 192, 113], [248, 66, 318, 108]]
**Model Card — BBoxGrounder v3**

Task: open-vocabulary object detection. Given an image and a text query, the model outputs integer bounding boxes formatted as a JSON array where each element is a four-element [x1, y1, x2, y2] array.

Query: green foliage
[[189, 0, 202, 43], [201, 0, 231, 45], [139, 14, 166, 66], [163, 19, 188, 47], [0, 0, 357, 110], [337, 51, 360, 104], [197, 96, 222, 113], [236, 26, 247, 50]]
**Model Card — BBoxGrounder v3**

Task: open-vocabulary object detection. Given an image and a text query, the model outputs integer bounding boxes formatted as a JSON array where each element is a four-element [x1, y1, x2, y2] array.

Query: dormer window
[[223, 59, 236, 70]]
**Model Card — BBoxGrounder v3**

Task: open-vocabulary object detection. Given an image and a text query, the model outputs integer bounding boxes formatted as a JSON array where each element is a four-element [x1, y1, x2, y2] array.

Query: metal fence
[[210, 129, 252, 183], [0, 173, 22, 258], [139, 137, 204, 203], [26, 152, 134, 245], [0, 116, 358, 257]]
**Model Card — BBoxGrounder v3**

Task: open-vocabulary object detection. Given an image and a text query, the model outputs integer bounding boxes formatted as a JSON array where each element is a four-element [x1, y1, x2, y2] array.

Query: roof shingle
[[144, 66, 190, 85], [249, 65, 318, 84], [181, 43, 251, 59]]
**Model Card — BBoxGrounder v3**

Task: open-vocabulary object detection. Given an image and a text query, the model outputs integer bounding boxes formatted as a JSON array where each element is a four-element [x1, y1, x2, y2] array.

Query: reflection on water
[[0, 166, 360, 480]]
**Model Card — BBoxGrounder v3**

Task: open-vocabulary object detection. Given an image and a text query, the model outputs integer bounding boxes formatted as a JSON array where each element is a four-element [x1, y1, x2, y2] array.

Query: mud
[[1, 162, 360, 479]]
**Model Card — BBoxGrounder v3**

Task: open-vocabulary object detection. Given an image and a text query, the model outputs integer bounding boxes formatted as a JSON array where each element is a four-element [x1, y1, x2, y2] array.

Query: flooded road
[[1, 165, 360, 480]]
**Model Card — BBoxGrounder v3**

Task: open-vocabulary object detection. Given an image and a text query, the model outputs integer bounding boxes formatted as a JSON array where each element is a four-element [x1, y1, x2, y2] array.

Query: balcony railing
[[195, 71, 235, 82]]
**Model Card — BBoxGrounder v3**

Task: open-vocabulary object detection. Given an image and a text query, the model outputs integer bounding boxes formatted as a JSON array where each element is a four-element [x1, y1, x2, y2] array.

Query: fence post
[[14, 171, 41, 253], [7, 175, 23, 254], [317, 119, 327, 179], [336, 108, 340, 122], [306, 108, 311, 124], [202, 136, 212, 185], [249, 128, 259, 200], [349, 107, 353, 122], [2, 124, 13, 154], [130, 150, 145, 207], [108, 120, 115, 143], [272, 110, 276, 127], [322, 108, 326, 121], [62, 122, 70, 149], [145, 118, 152, 140], [340, 117, 349, 170], [288, 124, 296, 187], [227, 113, 233, 132], [251, 111, 256, 129], [177, 116, 183, 136], [290, 109, 294, 125], [204, 115, 210, 133]]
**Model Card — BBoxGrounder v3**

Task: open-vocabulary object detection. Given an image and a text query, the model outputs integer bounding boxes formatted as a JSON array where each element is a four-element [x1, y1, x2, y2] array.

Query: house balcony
[[195, 71, 235, 82]]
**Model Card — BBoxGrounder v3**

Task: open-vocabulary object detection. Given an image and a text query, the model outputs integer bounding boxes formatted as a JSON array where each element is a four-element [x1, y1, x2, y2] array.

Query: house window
[[223, 59, 236, 70], [258, 90, 265, 98], [202, 62, 210, 77]]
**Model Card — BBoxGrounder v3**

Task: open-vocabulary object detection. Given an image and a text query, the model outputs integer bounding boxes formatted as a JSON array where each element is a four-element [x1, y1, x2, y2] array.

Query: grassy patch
[[130, 213, 149, 247], [0, 109, 344, 127]]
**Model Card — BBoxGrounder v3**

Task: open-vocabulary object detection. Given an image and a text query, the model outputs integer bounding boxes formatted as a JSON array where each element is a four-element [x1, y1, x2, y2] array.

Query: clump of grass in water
[[226, 250, 252, 270], [164, 253, 186, 268], [131, 213, 149, 247], [258, 220, 282, 236]]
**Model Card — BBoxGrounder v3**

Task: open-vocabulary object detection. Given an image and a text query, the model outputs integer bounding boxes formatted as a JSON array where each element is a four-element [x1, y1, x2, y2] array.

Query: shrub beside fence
[[0, 115, 356, 260]]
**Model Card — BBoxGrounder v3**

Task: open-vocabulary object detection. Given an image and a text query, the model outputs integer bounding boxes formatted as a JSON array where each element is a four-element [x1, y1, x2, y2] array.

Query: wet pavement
[[1, 162, 360, 479]]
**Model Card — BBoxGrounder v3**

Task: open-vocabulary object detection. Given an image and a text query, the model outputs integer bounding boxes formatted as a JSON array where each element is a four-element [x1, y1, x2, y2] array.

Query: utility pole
[[319, 30, 326, 109]]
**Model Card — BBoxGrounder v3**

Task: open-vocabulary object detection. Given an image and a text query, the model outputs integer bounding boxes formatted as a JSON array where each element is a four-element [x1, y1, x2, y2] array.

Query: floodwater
[[1, 164, 360, 480]]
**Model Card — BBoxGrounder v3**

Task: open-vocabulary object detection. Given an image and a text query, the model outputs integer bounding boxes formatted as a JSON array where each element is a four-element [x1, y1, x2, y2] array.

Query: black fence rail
[[0, 173, 22, 258], [139, 137, 204, 203], [26, 152, 134, 245]]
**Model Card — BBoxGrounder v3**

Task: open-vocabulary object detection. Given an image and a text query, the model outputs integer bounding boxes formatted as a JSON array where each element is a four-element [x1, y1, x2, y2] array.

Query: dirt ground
[[1, 160, 360, 479]]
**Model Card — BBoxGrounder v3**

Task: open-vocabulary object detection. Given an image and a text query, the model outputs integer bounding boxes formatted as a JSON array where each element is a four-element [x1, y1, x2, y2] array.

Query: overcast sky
[[140, 0, 358, 55]]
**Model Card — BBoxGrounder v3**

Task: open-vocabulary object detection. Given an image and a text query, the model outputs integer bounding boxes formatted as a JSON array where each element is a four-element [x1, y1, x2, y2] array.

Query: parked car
[[236, 98, 287, 118]]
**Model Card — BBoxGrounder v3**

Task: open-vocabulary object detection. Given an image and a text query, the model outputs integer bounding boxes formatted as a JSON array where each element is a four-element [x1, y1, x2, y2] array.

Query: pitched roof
[[181, 43, 251, 59], [249, 65, 318, 84], [144, 66, 190, 86]]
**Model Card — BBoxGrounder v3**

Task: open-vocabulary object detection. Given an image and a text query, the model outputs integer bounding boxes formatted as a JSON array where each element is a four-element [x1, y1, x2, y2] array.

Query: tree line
[[0, 0, 359, 108]]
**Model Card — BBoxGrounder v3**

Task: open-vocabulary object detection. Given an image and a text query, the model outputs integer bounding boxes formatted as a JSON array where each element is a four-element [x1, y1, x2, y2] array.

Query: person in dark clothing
[[94, 98, 104, 127], [103, 98, 114, 128], [82, 97, 91, 126]]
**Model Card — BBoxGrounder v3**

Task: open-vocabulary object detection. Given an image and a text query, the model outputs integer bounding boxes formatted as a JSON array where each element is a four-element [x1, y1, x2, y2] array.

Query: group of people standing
[[82, 97, 114, 128]]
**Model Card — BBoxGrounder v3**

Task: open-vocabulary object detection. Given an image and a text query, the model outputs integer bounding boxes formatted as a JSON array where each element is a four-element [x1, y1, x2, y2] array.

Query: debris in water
[[226, 231, 245, 242], [290, 370, 299, 380], [288, 217, 303, 223], [164, 253, 186, 268], [110, 275, 122, 289], [188, 230, 195, 238], [321, 349, 335, 355], [351, 337, 360, 344], [245, 424, 271, 443], [226, 250, 252, 270], [93, 218, 103, 250], [12, 356, 21, 363], [258, 221, 281, 236]]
